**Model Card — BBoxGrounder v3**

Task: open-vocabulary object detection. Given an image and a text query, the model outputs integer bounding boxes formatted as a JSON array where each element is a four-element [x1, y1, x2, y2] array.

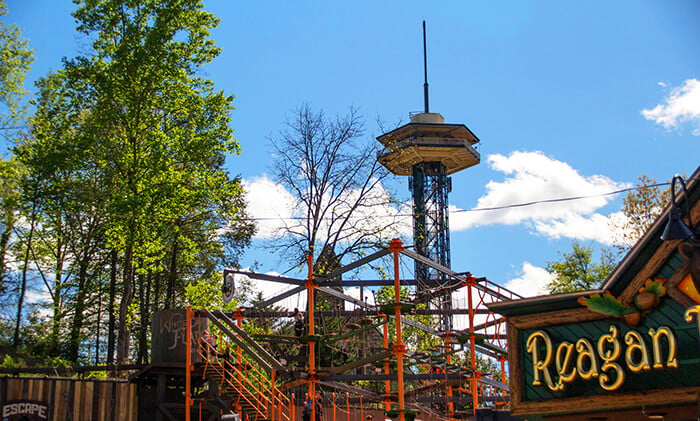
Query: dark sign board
[[519, 297, 700, 401], [151, 309, 207, 364], [1, 400, 49, 421]]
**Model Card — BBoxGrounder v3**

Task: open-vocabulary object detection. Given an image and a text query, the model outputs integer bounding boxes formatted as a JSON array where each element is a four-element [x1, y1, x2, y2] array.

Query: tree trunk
[[50, 229, 65, 357], [0, 209, 15, 288], [95, 279, 101, 365], [137, 271, 152, 364], [68, 257, 90, 361], [117, 241, 134, 364], [165, 237, 178, 308], [13, 207, 37, 348], [107, 249, 117, 365]]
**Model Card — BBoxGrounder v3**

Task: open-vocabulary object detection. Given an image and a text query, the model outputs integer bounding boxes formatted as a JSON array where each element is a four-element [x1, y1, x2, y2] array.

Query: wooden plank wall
[[0, 376, 137, 421]]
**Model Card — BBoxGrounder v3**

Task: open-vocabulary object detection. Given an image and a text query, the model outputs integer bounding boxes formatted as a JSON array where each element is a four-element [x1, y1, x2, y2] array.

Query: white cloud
[[242, 175, 296, 239], [243, 175, 410, 241], [450, 151, 630, 244], [642, 78, 700, 135], [503, 262, 553, 298]]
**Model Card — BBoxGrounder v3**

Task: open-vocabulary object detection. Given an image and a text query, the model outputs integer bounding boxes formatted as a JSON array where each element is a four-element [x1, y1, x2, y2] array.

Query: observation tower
[[376, 22, 481, 331]]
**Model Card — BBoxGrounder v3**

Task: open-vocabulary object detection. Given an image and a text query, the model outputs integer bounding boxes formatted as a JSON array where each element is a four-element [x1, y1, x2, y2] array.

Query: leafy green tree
[[546, 175, 672, 294], [0, 0, 33, 132], [546, 241, 615, 293], [0, 0, 33, 344], [14, 0, 254, 364], [611, 174, 671, 251]]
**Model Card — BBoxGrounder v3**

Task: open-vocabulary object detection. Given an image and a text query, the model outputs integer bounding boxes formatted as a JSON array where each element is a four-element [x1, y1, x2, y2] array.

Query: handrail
[[198, 324, 292, 421]]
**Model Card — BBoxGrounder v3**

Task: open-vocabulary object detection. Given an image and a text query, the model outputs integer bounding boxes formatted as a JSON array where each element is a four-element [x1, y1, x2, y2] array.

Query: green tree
[[14, 0, 254, 364], [0, 0, 33, 132], [0, 0, 33, 348], [546, 241, 615, 293], [611, 174, 671, 251]]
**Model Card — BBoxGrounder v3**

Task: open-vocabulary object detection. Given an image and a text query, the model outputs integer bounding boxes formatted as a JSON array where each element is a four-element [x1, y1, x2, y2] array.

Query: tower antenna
[[423, 20, 429, 113]]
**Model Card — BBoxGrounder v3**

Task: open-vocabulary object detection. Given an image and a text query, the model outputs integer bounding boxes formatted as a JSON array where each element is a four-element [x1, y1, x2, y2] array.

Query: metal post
[[423, 20, 429, 114], [467, 282, 478, 414], [383, 314, 391, 412], [186, 307, 194, 421], [445, 331, 454, 420], [389, 239, 406, 421], [307, 254, 317, 421]]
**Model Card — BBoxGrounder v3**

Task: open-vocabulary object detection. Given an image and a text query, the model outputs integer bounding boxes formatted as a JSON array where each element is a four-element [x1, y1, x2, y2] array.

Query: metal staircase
[[195, 312, 294, 421]]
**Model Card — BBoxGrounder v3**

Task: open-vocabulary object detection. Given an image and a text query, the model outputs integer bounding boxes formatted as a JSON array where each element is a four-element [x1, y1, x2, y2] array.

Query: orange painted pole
[[499, 355, 507, 401], [360, 396, 363, 421], [467, 281, 478, 414], [333, 392, 337, 421], [346, 392, 350, 421], [186, 307, 194, 421], [306, 254, 317, 421], [389, 239, 406, 421], [383, 314, 391, 412], [445, 331, 454, 420], [292, 393, 296, 421], [235, 308, 244, 365]]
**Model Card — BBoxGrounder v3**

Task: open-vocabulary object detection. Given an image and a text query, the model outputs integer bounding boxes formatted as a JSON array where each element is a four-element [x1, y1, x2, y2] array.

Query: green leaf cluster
[[546, 241, 615, 293], [1, 0, 254, 366]]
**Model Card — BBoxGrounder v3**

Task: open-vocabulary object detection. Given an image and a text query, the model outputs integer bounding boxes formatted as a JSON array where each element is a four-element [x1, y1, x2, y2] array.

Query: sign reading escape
[[1, 400, 49, 421]]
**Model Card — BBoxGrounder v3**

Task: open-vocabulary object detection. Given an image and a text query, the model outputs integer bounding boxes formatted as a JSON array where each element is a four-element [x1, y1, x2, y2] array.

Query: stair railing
[[196, 313, 292, 421]]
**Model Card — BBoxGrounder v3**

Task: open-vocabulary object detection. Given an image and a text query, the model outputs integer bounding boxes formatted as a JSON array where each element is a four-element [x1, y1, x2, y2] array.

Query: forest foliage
[[0, 0, 255, 366]]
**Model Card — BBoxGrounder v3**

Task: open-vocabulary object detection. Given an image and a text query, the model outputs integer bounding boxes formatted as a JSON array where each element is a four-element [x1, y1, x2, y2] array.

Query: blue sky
[[5, 1, 700, 313]]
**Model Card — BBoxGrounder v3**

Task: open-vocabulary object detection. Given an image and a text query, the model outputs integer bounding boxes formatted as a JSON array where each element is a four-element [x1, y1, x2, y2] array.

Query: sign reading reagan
[[526, 324, 677, 392]]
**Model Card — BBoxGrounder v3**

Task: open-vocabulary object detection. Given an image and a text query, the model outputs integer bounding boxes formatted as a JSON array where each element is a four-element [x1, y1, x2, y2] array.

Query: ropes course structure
[[185, 238, 521, 421]]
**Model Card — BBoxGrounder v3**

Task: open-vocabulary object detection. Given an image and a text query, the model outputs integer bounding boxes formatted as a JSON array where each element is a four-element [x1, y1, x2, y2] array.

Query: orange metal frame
[[185, 238, 516, 419]]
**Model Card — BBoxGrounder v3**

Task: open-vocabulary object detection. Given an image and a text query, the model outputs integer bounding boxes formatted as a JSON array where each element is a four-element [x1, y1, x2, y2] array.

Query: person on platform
[[314, 392, 323, 421], [293, 308, 305, 337]]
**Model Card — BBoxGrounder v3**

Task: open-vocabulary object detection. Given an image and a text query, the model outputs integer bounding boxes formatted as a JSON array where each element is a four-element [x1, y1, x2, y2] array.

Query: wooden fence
[[0, 376, 137, 421]]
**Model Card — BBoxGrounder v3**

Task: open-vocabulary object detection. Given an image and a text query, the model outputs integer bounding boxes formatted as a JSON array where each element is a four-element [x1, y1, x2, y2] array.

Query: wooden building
[[489, 167, 700, 420]]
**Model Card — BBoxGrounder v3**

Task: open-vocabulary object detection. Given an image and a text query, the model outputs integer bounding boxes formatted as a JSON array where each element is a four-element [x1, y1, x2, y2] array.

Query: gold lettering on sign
[[648, 327, 678, 369], [555, 341, 577, 388], [685, 305, 700, 339], [624, 330, 651, 373], [526, 330, 556, 390], [597, 325, 624, 391], [525, 324, 679, 392], [576, 338, 598, 380]]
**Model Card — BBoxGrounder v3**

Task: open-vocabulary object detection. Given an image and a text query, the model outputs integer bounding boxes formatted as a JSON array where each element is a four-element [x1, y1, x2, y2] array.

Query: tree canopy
[[1, 0, 254, 365], [545, 241, 615, 293]]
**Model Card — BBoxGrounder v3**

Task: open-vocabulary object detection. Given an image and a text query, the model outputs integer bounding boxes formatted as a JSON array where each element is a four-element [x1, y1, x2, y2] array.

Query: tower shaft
[[412, 161, 452, 331]]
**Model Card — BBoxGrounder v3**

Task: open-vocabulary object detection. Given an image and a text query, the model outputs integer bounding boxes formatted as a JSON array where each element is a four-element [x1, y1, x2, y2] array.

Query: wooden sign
[[151, 309, 207, 364], [1, 400, 49, 421]]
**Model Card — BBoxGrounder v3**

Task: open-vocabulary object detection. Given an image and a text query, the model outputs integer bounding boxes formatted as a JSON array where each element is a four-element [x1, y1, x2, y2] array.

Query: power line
[[450, 182, 669, 214], [7, 182, 670, 223], [252, 182, 670, 221]]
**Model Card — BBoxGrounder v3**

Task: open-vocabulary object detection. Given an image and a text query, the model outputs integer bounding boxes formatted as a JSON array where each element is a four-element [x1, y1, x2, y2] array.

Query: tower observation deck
[[377, 112, 480, 331]]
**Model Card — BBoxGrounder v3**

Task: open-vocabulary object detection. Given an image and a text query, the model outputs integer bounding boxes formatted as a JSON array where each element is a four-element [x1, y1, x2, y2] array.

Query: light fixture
[[661, 175, 696, 242]]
